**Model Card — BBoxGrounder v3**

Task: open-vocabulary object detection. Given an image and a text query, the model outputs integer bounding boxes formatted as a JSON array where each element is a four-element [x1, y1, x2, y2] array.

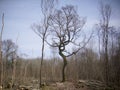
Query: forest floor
[[3, 80, 118, 90], [40, 81, 90, 90]]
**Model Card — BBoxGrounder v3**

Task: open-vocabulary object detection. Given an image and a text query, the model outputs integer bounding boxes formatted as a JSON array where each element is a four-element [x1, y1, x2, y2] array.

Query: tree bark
[[39, 38, 45, 88], [59, 51, 67, 82], [11, 56, 16, 88], [104, 30, 109, 85]]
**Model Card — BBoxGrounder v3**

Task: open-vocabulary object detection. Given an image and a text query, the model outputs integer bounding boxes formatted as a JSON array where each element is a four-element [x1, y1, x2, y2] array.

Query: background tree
[[98, 2, 113, 85], [47, 5, 92, 82], [110, 29, 120, 86], [32, 0, 57, 88], [2, 39, 18, 88], [2, 40, 18, 61], [0, 13, 4, 89]]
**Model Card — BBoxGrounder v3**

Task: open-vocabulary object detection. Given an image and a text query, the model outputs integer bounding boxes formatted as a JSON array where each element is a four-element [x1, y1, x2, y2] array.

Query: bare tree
[[47, 5, 92, 82], [98, 2, 112, 85], [2, 39, 18, 88], [2, 40, 18, 60], [112, 29, 120, 86], [32, 0, 57, 88], [11, 37, 18, 88], [0, 13, 4, 89], [11, 51, 17, 88]]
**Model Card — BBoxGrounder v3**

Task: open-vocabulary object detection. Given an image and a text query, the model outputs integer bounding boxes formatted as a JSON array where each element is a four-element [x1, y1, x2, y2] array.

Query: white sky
[[0, 0, 120, 58]]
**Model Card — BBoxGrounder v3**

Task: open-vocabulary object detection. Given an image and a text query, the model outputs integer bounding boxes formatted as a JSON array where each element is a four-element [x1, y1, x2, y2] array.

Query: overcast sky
[[0, 0, 120, 58]]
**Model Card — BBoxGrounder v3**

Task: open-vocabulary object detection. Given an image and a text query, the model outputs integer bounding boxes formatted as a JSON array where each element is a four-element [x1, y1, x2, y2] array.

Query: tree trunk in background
[[0, 51, 3, 89], [104, 31, 109, 85], [99, 3, 111, 85], [11, 53, 16, 88], [39, 38, 45, 88], [0, 13, 4, 89]]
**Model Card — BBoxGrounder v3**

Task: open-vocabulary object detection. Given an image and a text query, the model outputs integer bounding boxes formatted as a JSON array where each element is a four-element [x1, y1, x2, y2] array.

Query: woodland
[[0, 0, 120, 90]]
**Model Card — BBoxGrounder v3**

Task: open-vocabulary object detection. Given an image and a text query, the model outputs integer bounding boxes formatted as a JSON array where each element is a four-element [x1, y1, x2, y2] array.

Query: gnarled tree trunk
[[59, 51, 67, 82]]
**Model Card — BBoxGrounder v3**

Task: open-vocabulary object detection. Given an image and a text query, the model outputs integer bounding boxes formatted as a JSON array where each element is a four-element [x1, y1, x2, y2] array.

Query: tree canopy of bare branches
[[47, 5, 92, 82], [2, 39, 18, 60]]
